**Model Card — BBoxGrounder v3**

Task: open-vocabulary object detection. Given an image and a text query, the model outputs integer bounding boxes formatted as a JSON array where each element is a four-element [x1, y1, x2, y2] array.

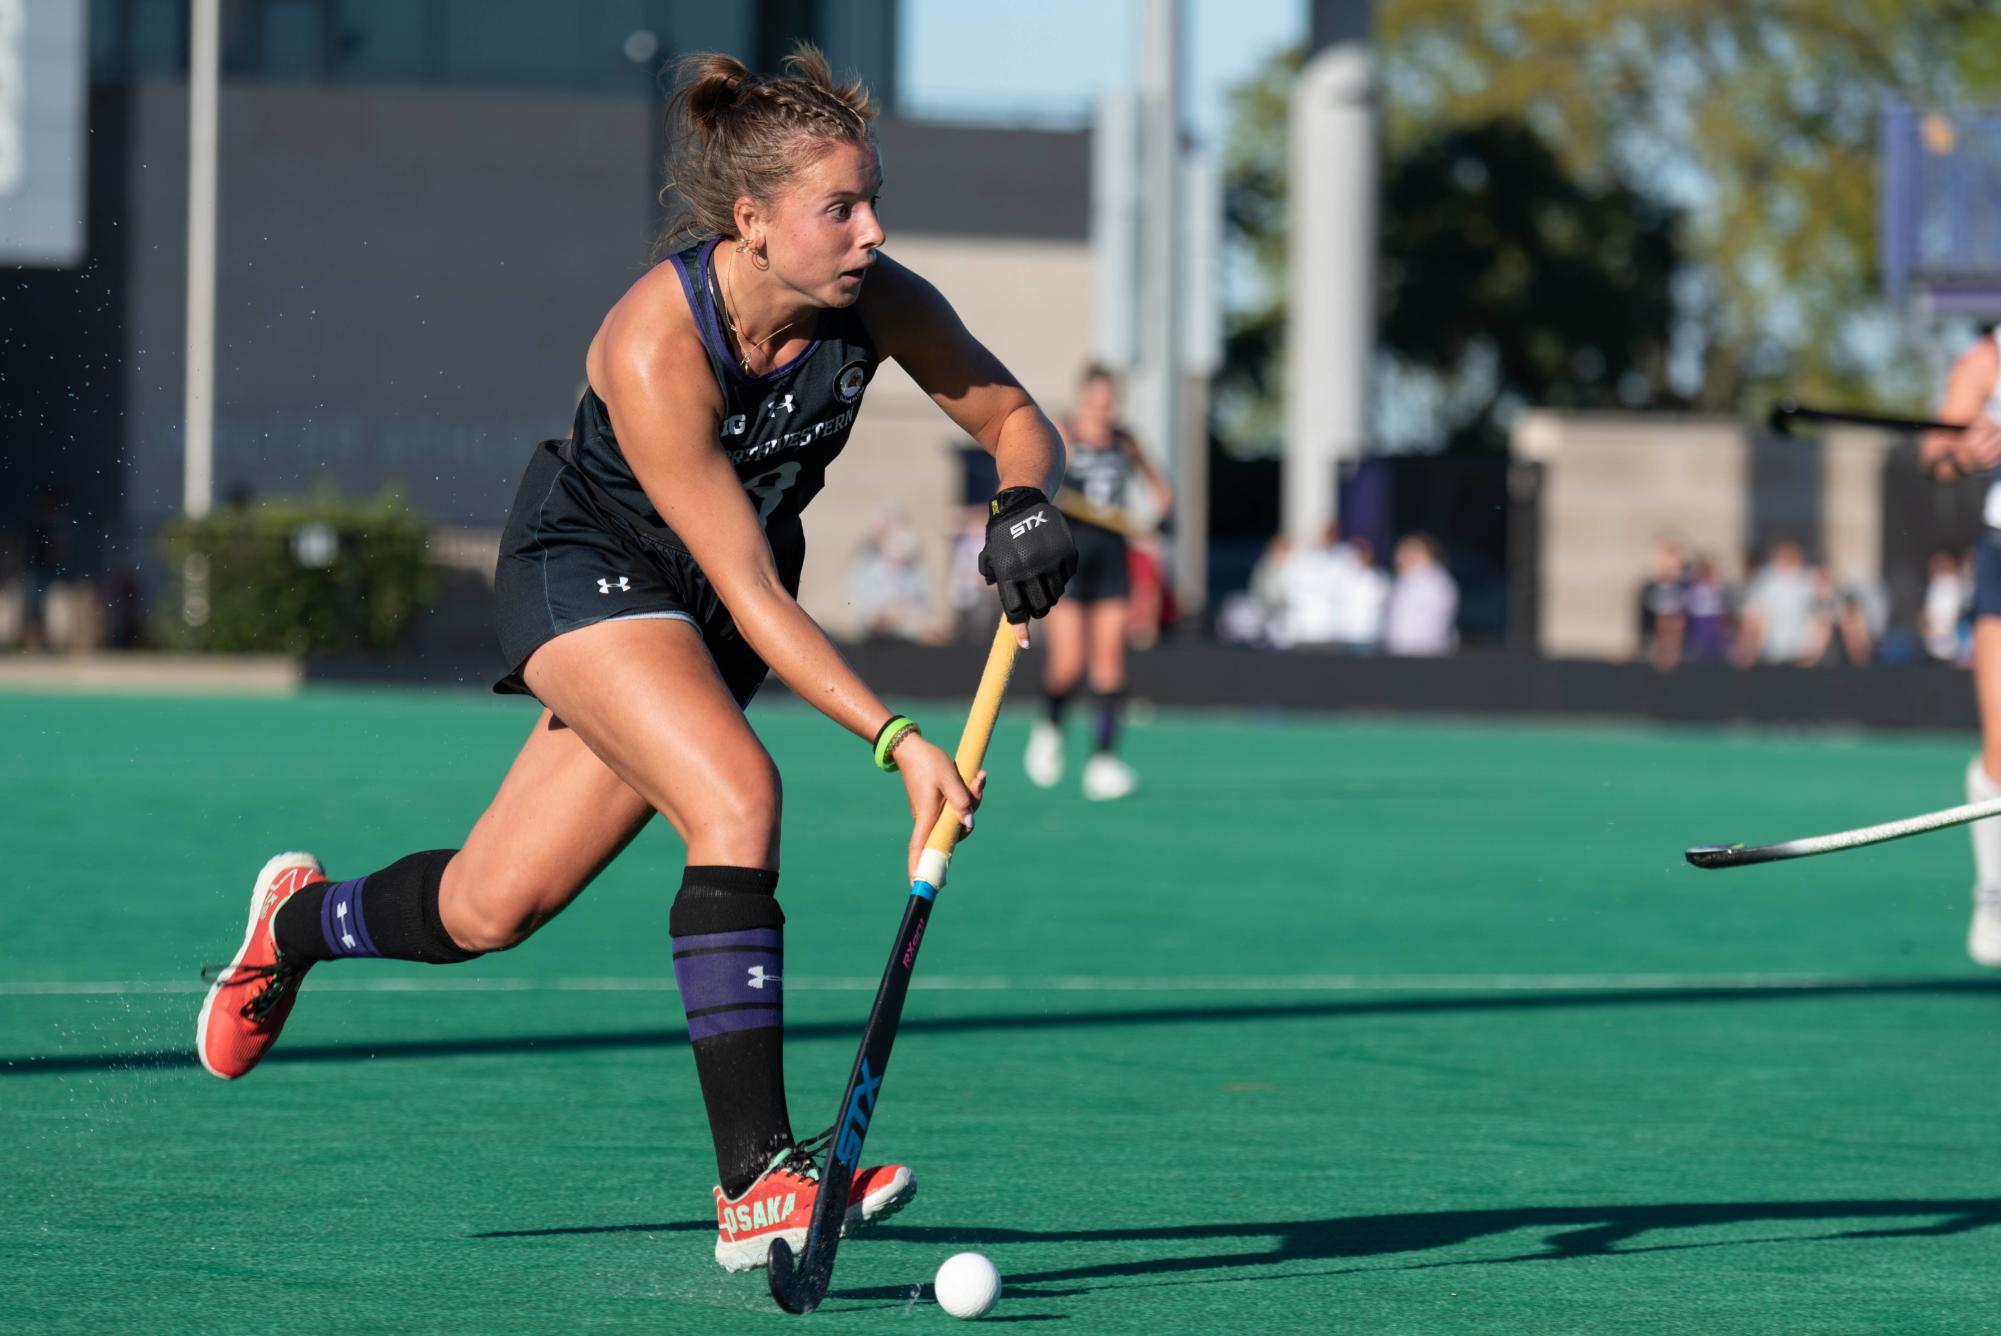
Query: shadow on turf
[[466, 1199, 2001, 1306], [823, 1198, 2001, 1299], [10, 976, 2001, 1076]]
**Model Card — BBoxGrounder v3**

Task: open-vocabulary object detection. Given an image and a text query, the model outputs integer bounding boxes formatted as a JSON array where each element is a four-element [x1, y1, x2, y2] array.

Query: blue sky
[[898, 0, 1305, 150]]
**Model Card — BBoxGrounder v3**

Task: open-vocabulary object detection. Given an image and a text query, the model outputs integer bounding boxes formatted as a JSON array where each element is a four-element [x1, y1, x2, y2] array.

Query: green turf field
[[5, 689, 2001, 1333]]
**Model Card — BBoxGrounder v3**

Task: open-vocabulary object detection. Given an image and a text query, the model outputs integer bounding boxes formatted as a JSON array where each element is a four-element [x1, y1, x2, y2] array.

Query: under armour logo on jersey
[[597, 576, 630, 594], [747, 966, 781, 990], [768, 394, 795, 415]]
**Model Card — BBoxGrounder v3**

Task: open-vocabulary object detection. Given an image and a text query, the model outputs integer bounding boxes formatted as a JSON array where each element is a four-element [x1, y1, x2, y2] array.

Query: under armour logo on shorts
[[597, 576, 630, 594]]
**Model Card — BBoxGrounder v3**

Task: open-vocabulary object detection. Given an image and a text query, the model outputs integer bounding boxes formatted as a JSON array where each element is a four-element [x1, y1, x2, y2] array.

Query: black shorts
[[491, 442, 782, 708], [1066, 520, 1130, 603]]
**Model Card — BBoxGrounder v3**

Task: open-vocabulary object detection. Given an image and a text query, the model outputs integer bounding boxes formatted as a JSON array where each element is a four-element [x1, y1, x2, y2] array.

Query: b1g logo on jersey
[[835, 359, 869, 403]]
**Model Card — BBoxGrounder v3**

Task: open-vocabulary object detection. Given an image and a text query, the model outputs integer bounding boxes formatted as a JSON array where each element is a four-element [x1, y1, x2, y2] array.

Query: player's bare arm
[[591, 282, 978, 860], [859, 252, 1064, 495], [1122, 429, 1175, 513]]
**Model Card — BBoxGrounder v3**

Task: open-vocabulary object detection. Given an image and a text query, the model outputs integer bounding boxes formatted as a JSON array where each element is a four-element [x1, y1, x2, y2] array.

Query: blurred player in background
[[1922, 324, 2001, 965], [195, 46, 1075, 1272], [1024, 364, 1172, 800]]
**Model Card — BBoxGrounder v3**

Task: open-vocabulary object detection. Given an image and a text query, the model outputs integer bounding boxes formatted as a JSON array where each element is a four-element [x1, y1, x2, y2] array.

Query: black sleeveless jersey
[[1063, 424, 1135, 512], [564, 236, 881, 569]]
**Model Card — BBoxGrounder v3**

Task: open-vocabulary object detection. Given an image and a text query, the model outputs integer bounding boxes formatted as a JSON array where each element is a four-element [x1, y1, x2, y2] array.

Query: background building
[[2, 0, 1097, 646]]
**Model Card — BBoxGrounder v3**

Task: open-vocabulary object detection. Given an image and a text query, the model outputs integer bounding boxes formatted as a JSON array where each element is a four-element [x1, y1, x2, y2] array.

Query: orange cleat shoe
[[196, 852, 326, 1080], [711, 1132, 916, 1272]]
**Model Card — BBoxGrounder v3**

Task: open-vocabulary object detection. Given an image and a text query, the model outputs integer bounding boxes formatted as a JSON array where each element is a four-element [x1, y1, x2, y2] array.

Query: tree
[[1381, 121, 1683, 451], [1217, 4, 2001, 456], [1382, 0, 2001, 413], [1219, 48, 1684, 454]]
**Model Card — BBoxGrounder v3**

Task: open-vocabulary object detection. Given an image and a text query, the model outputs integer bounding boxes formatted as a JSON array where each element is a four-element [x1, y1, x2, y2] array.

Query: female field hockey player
[[195, 47, 1076, 1272], [1921, 326, 2001, 965], [1022, 364, 1172, 800]]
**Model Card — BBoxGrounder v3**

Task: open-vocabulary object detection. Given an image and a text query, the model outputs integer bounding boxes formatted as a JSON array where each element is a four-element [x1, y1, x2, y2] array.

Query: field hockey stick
[[1768, 398, 1960, 436], [768, 618, 1020, 1315], [1686, 794, 2001, 869], [1052, 486, 1152, 538]]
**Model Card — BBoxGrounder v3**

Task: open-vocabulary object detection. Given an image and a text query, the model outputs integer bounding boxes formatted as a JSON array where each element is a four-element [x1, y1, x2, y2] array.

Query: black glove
[[978, 486, 1077, 623]]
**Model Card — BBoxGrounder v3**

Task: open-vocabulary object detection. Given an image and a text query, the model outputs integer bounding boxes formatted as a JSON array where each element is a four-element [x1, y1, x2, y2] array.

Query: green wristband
[[873, 715, 919, 772]]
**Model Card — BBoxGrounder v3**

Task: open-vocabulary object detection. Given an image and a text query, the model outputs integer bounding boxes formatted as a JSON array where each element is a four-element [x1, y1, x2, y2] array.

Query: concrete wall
[[1513, 411, 1897, 660], [121, 80, 655, 543], [100, 78, 1091, 643]]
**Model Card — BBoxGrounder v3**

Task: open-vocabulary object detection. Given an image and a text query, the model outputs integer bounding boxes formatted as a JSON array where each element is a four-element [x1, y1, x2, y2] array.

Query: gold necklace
[[720, 250, 799, 374]]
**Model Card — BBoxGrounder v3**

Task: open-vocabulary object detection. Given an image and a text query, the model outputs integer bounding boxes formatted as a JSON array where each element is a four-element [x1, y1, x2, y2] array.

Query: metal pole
[[184, 0, 219, 521], [1282, 31, 1375, 545], [1136, 0, 1184, 605]]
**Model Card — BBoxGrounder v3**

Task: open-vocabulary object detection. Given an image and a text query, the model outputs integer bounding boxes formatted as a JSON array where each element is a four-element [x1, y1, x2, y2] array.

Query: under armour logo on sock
[[747, 966, 781, 990], [598, 576, 630, 594], [320, 877, 375, 959]]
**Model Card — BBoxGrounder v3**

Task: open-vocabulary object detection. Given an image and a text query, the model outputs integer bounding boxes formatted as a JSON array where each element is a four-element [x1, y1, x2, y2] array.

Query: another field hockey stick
[[767, 618, 1020, 1315], [1768, 398, 1960, 436], [1686, 795, 2001, 869], [1052, 486, 1152, 538]]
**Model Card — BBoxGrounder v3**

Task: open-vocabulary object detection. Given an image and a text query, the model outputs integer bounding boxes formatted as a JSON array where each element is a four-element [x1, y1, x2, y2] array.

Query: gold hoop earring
[[748, 249, 770, 271], [734, 239, 751, 254]]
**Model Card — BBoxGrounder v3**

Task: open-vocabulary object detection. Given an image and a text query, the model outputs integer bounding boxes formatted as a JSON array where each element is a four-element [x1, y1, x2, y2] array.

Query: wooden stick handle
[[921, 618, 1020, 860]]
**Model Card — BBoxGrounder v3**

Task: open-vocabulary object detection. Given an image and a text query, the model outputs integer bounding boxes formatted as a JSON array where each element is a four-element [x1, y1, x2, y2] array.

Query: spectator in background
[[1245, 533, 1295, 643], [1796, 567, 1877, 667], [945, 506, 993, 640], [1330, 535, 1389, 651], [1275, 522, 1354, 646], [845, 507, 945, 643], [1733, 540, 1825, 667], [1384, 533, 1458, 656], [1637, 539, 1687, 670], [1922, 548, 1973, 664], [1680, 556, 1733, 663]]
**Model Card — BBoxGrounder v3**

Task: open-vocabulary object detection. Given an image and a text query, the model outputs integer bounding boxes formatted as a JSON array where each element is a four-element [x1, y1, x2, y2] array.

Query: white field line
[[0, 972, 1953, 998]]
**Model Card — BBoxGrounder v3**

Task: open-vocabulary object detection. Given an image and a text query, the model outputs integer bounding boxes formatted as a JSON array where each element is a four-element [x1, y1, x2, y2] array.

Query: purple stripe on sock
[[672, 927, 782, 1040], [320, 886, 338, 958], [347, 879, 378, 957], [687, 1005, 783, 1042], [674, 949, 784, 1011], [321, 877, 374, 958]]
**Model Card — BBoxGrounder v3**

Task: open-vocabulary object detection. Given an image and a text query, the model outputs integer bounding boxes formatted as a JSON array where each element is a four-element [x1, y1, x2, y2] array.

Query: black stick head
[[1684, 844, 1745, 869], [1767, 399, 1802, 435], [767, 1238, 821, 1315]]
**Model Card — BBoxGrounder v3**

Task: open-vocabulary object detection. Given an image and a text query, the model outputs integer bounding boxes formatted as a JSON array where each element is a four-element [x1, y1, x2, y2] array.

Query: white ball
[[933, 1251, 1002, 1320]]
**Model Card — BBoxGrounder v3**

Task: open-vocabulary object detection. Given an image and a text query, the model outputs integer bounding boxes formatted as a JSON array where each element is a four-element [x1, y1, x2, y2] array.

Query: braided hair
[[659, 44, 877, 255]]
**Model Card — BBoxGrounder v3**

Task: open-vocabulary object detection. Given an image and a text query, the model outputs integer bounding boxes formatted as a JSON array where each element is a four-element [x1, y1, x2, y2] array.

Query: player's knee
[[704, 758, 782, 862], [446, 879, 562, 953]]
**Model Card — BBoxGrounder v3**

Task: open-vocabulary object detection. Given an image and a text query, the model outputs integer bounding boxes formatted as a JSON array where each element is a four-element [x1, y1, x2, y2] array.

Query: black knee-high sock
[[1091, 688, 1125, 754], [1045, 688, 1074, 725], [271, 850, 481, 964], [670, 865, 792, 1198]]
